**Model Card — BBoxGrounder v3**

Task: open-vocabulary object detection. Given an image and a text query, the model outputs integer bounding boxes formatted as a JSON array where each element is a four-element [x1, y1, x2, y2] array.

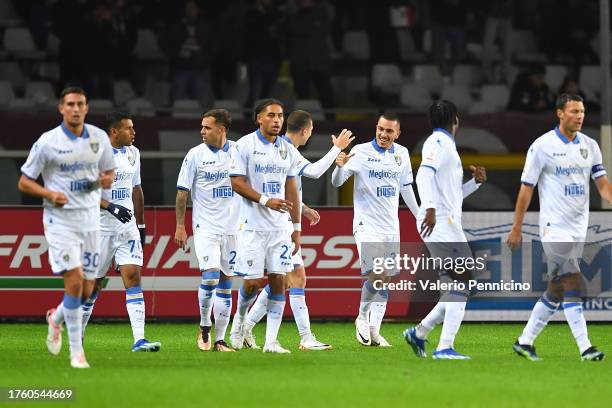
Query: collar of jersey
[[61, 122, 89, 140], [434, 128, 455, 143], [371, 138, 394, 153], [207, 141, 230, 153], [113, 146, 126, 154], [256, 129, 280, 147], [554, 126, 580, 144]]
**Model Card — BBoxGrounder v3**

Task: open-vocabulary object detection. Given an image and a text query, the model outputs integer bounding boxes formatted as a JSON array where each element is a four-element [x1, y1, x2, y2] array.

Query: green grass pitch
[[1, 322, 610, 407]]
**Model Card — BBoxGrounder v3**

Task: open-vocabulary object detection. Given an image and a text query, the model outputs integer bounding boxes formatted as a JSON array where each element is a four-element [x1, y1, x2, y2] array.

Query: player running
[[332, 113, 419, 348], [403, 100, 486, 359], [229, 99, 301, 354], [507, 94, 611, 361], [80, 111, 161, 352], [175, 109, 239, 352], [18, 86, 115, 368], [235, 110, 354, 351]]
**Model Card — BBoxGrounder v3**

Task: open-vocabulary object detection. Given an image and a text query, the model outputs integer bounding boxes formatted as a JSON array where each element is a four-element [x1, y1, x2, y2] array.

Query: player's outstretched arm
[[230, 175, 293, 213], [301, 129, 355, 179], [595, 176, 612, 204], [331, 152, 355, 187], [17, 175, 67, 207], [506, 184, 534, 250], [175, 189, 189, 249]]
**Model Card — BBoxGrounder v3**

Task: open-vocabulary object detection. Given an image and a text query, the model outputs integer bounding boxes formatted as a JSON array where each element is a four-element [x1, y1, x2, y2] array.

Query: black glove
[[138, 226, 146, 246], [106, 202, 132, 223]]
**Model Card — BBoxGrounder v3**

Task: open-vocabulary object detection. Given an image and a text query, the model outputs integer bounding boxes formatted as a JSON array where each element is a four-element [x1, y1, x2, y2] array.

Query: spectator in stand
[[429, 0, 468, 81], [481, 0, 514, 83], [558, 75, 599, 111], [243, 0, 282, 108], [286, 0, 335, 110], [164, 0, 214, 102], [508, 64, 552, 113]]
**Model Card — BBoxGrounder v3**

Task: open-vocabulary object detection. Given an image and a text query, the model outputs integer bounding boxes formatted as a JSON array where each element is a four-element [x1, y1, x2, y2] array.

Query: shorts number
[[83, 252, 99, 267], [229, 251, 236, 265], [280, 245, 290, 260], [128, 240, 141, 253]]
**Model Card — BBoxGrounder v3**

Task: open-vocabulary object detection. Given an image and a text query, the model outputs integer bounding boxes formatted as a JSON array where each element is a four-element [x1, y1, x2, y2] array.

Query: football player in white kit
[[80, 112, 161, 352], [331, 113, 420, 348], [236, 110, 354, 351], [18, 86, 115, 368], [403, 100, 486, 360], [229, 99, 301, 354], [507, 94, 612, 361], [175, 109, 239, 352]]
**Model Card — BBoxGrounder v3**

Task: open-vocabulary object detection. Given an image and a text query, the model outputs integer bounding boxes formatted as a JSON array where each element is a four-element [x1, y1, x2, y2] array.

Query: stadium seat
[[452, 65, 485, 88], [399, 83, 432, 113], [212, 99, 245, 119], [342, 30, 370, 60], [331, 75, 370, 107], [579, 65, 601, 101], [144, 79, 171, 108], [88, 99, 115, 115], [133, 29, 165, 60], [0, 0, 21, 27], [440, 84, 473, 113], [510, 30, 546, 63], [396, 29, 426, 63], [3, 27, 45, 59], [371, 64, 403, 94], [38, 62, 61, 81], [479, 84, 510, 110], [545, 65, 568, 93], [295, 99, 324, 120], [269, 81, 296, 110], [25, 81, 56, 105], [412, 64, 443, 95], [172, 99, 202, 119], [113, 80, 137, 106], [7, 98, 35, 110], [0, 62, 26, 92], [46, 33, 60, 56], [0, 81, 15, 107], [127, 98, 156, 117]]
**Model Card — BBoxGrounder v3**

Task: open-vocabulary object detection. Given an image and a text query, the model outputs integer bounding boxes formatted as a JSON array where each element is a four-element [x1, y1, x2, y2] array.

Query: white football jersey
[[229, 130, 300, 231], [333, 139, 413, 233], [21, 122, 115, 231], [177, 140, 240, 235], [417, 128, 464, 221], [521, 127, 606, 237], [100, 145, 141, 234]]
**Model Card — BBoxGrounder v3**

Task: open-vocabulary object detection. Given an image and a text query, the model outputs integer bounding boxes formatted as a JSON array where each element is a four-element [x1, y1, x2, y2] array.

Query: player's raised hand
[[420, 208, 436, 238], [335, 152, 355, 168], [48, 191, 68, 207], [506, 228, 522, 251], [302, 204, 320, 226], [174, 225, 188, 249], [266, 198, 293, 213], [331, 129, 355, 150], [469, 165, 487, 184]]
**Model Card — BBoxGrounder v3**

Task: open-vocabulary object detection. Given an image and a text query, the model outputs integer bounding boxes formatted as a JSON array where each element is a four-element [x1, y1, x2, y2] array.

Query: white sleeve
[[229, 140, 247, 177], [521, 142, 544, 186], [591, 140, 607, 179], [331, 148, 358, 187], [301, 146, 342, 179], [20, 138, 47, 179], [420, 137, 446, 173], [400, 185, 419, 217], [462, 178, 480, 198], [98, 134, 116, 172], [132, 148, 141, 187], [287, 144, 300, 178], [176, 150, 196, 191], [415, 166, 437, 210]]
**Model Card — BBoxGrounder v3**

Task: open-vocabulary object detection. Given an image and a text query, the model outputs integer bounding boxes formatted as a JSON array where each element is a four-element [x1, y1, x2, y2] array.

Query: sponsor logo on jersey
[[202, 170, 229, 182], [59, 161, 97, 172], [555, 165, 588, 177], [213, 186, 233, 198], [112, 188, 131, 200], [263, 182, 281, 194], [368, 158, 381, 162], [564, 183, 585, 197], [376, 185, 396, 197], [368, 169, 401, 180], [254, 164, 287, 174], [69, 178, 92, 192], [58, 149, 73, 154]]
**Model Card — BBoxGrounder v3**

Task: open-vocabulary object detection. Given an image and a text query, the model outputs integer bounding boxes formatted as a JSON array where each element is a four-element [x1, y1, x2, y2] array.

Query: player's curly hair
[[253, 98, 284, 123], [427, 100, 458, 132]]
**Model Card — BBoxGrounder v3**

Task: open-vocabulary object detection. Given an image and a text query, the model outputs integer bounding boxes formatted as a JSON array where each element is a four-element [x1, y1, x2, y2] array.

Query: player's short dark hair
[[203, 108, 232, 130], [59, 86, 87, 103], [287, 110, 312, 133], [427, 100, 458, 132], [253, 98, 284, 122], [556, 93, 584, 111], [380, 112, 400, 128], [106, 111, 132, 132]]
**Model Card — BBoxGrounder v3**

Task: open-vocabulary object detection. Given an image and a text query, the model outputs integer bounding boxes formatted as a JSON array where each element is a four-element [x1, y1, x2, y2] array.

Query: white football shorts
[[44, 224, 100, 280], [193, 231, 237, 276], [96, 227, 143, 279], [235, 230, 293, 279], [354, 230, 400, 276]]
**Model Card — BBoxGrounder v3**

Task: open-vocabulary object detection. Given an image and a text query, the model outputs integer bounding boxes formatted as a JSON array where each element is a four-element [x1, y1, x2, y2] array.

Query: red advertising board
[[0, 207, 420, 319]]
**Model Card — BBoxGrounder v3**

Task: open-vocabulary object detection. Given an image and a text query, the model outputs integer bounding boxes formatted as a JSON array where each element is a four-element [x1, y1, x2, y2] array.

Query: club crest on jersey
[[580, 148, 588, 159], [394, 155, 402, 166], [127, 149, 136, 166], [63, 254, 70, 262], [203, 256, 208, 262], [90, 140, 99, 153], [247, 260, 253, 267], [278, 143, 287, 160]]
